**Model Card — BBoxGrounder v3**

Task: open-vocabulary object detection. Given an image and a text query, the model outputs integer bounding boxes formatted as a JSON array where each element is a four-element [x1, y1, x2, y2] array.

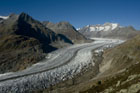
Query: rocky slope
[[0, 13, 72, 73], [100, 35, 140, 75], [43, 21, 90, 43], [78, 23, 139, 39], [80, 34, 140, 93]]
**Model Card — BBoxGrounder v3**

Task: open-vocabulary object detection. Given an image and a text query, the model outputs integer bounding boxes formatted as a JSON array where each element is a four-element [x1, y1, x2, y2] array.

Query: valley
[[0, 11, 140, 93], [0, 38, 124, 92]]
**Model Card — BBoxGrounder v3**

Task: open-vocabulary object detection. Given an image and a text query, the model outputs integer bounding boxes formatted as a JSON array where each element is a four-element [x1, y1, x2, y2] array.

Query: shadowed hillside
[[0, 13, 73, 73]]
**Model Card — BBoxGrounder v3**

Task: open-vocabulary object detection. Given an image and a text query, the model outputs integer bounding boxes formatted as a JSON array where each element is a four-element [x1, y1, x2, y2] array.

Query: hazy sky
[[0, 0, 140, 29]]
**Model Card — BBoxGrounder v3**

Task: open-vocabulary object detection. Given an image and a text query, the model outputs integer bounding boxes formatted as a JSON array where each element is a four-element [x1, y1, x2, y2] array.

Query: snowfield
[[0, 39, 124, 92]]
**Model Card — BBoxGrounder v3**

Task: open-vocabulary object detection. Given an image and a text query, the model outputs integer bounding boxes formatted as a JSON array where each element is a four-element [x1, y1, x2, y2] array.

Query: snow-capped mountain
[[78, 23, 139, 39], [78, 23, 120, 32]]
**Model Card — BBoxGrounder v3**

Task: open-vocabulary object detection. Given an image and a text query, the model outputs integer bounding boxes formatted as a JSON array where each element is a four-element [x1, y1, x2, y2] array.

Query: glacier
[[0, 39, 124, 92]]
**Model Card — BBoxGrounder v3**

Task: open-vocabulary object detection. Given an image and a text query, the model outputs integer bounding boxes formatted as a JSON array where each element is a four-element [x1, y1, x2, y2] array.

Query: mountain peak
[[104, 22, 119, 26], [55, 21, 75, 30], [19, 12, 29, 17], [42, 21, 54, 27], [9, 13, 17, 17], [18, 12, 34, 22], [43, 21, 89, 43], [58, 21, 70, 24]]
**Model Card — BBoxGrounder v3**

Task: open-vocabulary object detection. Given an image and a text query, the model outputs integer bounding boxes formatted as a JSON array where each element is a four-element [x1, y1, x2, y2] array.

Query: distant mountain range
[[78, 23, 140, 39], [78, 23, 120, 31]]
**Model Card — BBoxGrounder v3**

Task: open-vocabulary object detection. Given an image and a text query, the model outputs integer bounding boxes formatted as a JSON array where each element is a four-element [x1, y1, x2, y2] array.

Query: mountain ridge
[[78, 23, 120, 32], [43, 21, 90, 43], [78, 23, 139, 39]]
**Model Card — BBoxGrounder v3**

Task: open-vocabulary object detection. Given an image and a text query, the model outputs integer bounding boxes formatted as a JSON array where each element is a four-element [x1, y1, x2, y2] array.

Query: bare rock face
[[43, 21, 90, 44], [78, 23, 140, 39]]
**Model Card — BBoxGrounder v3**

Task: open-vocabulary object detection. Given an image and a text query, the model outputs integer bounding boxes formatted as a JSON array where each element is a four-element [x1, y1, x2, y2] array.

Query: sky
[[0, 0, 140, 29]]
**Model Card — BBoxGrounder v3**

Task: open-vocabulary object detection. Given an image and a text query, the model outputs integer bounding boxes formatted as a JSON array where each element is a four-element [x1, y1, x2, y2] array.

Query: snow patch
[[76, 28, 81, 30], [111, 23, 118, 30], [0, 16, 9, 19], [104, 26, 111, 31], [86, 25, 90, 27], [98, 26, 104, 31], [90, 27, 96, 31]]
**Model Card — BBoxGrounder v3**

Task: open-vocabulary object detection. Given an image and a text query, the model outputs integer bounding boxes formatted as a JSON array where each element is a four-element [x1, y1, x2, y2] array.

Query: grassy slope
[[81, 62, 140, 93]]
